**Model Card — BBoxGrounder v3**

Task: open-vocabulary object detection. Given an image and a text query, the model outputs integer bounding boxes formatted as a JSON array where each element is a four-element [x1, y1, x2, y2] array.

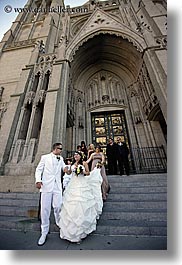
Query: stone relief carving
[[5, 39, 37, 50], [35, 53, 56, 74], [86, 71, 126, 109], [36, 90, 47, 104], [38, 40, 45, 53], [67, 8, 146, 61], [0, 102, 8, 129], [155, 36, 167, 48], [134, 111, 142, 124], [25, 91, 36, 105]]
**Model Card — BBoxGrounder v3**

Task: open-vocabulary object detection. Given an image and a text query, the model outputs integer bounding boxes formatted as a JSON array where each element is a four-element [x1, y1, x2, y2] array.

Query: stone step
[[100, 210, 166, 222], [0, 216, 39, 231], [107, 193, 167, 201], [107, 174, 167, 180], [0, 198, 39, 207], [0, 186, 167, 197], [0, 192, 39, 200], [96, 219, 167, 227], [0, 175, 36, 193], [0, 174, 167, 193], [109, 182, 167, 188], [0, 204, 166, 221], [0, 215, 167, 236], [107, 174, 167, 181], [0, 200, 166, 217], [109, 186, 167, 194], [0, 173, 167, 237], [103, 201, 167, 210], [0, 205, 39, 218], [94, 225, 167, 236], [0, 192, 167, 203]]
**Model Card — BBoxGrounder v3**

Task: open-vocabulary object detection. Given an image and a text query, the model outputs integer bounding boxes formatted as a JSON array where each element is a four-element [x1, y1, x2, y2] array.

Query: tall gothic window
[[31, 102, 44, 139], [32, 72, 40, 92], [18, 103, 32, 140], [43, 71, 50, 91]]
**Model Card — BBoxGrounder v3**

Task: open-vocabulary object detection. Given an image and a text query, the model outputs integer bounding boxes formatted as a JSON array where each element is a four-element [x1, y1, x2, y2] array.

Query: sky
[[0, 0, 88, 40], [0, 0, 179, 41]]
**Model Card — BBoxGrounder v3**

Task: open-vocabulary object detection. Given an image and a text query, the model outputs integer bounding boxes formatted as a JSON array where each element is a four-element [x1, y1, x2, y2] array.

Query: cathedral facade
[[0, 0, 167, 177]]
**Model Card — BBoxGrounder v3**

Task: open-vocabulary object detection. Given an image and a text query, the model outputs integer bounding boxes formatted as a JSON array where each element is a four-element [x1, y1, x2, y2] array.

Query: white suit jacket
[[35, 153, 66, 192]]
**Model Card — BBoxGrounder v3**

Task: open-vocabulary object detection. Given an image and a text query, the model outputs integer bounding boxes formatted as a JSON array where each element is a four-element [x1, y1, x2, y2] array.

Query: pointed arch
[[66, 8, 147, 61]]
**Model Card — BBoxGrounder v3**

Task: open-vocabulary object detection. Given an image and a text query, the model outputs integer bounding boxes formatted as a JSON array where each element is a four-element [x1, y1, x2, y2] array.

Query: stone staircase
[[96, 174, 167, 236], [0, 173, 167, 237]]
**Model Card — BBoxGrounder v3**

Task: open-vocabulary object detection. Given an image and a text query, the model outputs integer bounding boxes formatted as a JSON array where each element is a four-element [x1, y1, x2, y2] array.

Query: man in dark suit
[[106, 138, 118, 175], [117, 137, 130, 176]]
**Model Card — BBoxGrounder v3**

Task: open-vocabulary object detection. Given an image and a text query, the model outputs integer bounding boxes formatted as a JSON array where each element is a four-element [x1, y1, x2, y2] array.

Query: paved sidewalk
[[0, 230, 167, 250]]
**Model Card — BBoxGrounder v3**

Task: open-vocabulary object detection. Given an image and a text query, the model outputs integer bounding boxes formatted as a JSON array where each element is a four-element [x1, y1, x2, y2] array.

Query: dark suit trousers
[[118, 156, 130, 175], [107, 158, 118, 175]]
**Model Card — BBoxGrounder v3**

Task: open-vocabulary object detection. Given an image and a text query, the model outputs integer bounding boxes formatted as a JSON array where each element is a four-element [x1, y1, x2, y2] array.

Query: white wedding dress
[[86, 167, 103, 219], [59, 165, 98, 242]]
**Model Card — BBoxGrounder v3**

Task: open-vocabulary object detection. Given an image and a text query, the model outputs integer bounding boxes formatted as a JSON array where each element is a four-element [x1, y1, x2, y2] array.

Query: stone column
[[86, 112, 92, 145], [143, 50, 167, 121], [133, 82, 152, 147], [34, 60, 70, 161], [10, 106, 30, 163], [0, 68, 32, 173], [124, 86, 140, 148], [21, 105, 38, 161], [52, 60, 70, 150]]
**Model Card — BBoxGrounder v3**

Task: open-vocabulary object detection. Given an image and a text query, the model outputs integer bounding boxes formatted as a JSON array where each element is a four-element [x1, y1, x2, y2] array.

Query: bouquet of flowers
[[75, 165, 84, 176]]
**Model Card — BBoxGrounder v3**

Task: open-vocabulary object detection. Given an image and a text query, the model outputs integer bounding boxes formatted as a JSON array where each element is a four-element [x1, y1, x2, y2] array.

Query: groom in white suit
[[35, 142, 70, 246]]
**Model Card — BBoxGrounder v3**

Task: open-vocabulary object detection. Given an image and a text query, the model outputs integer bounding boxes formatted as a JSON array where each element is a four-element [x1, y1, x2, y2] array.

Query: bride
[[59, 151, 98, 243]]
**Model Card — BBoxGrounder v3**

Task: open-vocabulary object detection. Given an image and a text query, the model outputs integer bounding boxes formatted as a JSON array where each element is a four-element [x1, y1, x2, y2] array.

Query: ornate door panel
[[91, 111, 130, 154]]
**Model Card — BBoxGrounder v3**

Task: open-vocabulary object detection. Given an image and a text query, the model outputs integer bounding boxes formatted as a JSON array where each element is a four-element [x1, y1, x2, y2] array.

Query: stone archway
[[65, 33, 144, 152]]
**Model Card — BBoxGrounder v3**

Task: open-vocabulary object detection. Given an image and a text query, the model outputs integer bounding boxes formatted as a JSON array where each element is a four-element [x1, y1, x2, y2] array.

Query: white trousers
[[40, 182, 62, 235]]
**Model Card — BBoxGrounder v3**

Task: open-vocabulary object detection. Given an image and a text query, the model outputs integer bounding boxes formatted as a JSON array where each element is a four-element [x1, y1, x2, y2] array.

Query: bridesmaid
[[87, 143, 95, 171], [86, 145, 110, 201]]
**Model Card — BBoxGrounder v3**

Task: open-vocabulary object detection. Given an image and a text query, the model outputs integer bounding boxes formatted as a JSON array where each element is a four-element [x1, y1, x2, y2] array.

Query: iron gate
[[129, 145, 167, 174]]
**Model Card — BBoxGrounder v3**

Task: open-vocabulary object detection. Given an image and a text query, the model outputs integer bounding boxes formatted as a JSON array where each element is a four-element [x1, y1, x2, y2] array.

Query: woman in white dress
[[86, 161, 103, 219], [62, 158, 72, 191], [59, 151, 98, 243]]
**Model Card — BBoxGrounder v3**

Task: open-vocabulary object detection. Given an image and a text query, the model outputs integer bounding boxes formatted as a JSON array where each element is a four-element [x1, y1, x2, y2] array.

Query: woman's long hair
[[95, 145, 102, 152], [72, 151, 83, 165]]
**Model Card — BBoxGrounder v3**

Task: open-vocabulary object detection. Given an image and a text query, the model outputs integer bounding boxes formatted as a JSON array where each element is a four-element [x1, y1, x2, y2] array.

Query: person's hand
[[65, 167, 72, 175], [36, 182, 42, 189]]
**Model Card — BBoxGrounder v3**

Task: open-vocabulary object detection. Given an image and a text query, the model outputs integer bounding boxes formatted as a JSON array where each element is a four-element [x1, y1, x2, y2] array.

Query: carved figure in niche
[[89, 0, 99, 10], [0, 102, 7, 128], [38, 40, 45, 53]]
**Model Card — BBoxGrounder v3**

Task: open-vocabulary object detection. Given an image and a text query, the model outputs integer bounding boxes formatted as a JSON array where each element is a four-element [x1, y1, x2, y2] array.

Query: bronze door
[[91, 111, 130, 155]]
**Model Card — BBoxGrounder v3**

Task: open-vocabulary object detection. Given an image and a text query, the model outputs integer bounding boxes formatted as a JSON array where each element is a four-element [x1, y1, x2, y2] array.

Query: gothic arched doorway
[[66, 33, 143, 151], [65, 33, 166, 173]]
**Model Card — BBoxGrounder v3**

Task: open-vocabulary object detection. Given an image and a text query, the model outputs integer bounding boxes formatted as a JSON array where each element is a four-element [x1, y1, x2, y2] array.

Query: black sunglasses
[[57, 147, 62, 150]]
